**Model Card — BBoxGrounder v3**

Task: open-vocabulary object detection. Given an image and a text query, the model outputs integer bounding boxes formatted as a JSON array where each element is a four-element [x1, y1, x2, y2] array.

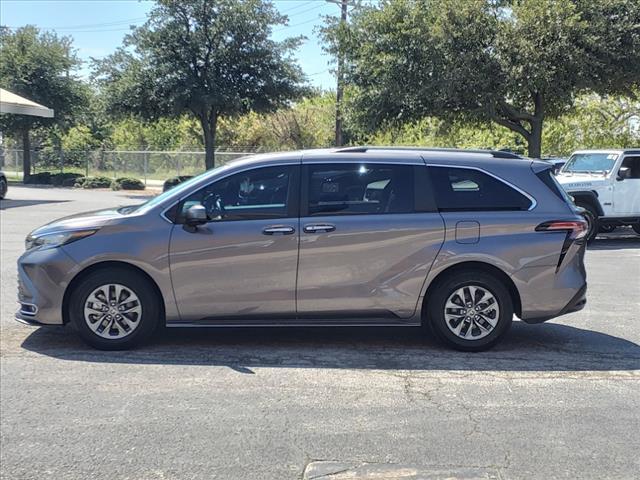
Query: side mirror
[[185, 204, 208, 226], [617, 167, 631, 181]]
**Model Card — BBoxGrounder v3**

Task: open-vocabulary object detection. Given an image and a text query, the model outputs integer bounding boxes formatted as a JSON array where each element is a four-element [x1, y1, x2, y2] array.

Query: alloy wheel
[[444, 285, 500, 340], [83, 284, 142, 339]]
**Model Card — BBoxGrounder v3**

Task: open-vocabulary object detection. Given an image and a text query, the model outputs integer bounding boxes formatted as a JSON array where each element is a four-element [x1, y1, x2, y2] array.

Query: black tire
[[577, 202, 599, 242], [632, 224, 640, 236], [0, 177, 7, 199], [426, 270, 513, 352], [68, 267, 161, 350], [599, 224, 616, 234]]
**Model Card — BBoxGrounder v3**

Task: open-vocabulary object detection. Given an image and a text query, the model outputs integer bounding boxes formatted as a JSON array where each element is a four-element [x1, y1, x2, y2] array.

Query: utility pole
[[327, 0, 351, 147]]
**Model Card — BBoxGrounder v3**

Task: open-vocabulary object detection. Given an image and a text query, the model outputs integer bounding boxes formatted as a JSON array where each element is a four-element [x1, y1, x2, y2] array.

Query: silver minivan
[[17, 148, 588, 351]]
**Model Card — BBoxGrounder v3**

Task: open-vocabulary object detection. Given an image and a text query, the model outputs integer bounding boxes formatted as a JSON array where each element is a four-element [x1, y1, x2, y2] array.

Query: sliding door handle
[[303, 224, 336, 234], [262, 225, 295, 235]]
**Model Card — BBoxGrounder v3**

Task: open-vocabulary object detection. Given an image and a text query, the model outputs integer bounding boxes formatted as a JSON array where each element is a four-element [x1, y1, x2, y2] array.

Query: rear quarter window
[[430, 166, 532, 211], [535, 168, 573, 204]]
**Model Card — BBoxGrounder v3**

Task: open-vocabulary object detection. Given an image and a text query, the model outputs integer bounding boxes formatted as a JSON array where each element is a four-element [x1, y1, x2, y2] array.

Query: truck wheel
[[632, 224, 640, 236], [599, 224, 616, 233], [577, 202, 599, 241], [0, 177, 7, 200]]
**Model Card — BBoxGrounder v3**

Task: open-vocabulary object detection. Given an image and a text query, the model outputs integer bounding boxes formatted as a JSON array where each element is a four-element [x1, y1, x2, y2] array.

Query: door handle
[[262, 225, 295, 235], [303, 223, 336, 234]]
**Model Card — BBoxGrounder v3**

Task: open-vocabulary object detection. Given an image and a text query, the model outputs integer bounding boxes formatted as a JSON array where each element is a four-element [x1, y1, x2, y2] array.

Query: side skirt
[[166, 317, 422, 328]]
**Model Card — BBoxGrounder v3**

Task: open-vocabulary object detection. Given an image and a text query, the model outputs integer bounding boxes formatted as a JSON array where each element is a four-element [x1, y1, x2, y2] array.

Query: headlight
[[25, 229, 98, 251]]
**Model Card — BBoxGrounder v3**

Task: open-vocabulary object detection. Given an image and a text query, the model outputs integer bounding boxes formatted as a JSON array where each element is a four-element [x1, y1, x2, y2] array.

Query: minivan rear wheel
[[426, 270, 513, 351], [68, 267, 160, 350]]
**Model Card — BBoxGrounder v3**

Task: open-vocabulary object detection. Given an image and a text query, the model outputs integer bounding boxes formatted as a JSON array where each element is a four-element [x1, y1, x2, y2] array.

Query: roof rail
[[334, 146, 523, 159]]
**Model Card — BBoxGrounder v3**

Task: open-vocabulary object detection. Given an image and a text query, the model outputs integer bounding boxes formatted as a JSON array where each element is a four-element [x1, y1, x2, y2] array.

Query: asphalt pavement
[[1, 185, 639, 480]]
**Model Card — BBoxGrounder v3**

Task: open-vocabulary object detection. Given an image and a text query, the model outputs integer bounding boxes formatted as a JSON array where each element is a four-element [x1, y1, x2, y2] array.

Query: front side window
[[563, 153, 618, 173], [430, 166, 532, 211], [307, 163, 415, 216], [619, 156, 640, 179], [179, 166, 292, 221]]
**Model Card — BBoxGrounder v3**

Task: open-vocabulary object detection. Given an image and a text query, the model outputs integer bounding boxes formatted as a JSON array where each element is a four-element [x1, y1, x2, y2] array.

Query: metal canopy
[[0, 88, 54, 118]]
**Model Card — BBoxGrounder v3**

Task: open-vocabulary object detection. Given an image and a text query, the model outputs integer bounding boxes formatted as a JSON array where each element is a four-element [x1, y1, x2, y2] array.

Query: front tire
[[68, 267, 160, 350], [426, 270, 513, 352]]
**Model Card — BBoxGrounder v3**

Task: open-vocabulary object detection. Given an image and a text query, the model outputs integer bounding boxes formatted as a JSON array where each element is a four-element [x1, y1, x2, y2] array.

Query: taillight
[[536, 219, 588, 272], [535, 220, 588, 240]]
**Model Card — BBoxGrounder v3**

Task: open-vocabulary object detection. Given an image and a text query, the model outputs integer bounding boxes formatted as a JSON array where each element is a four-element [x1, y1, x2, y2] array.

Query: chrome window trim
[[159, 162, 301, 224], [427, 163, 538, 211]]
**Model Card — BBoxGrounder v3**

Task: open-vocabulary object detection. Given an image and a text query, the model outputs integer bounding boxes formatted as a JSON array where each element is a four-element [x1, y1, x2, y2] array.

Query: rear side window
[[430, 166, 532, 211], [306, 163, 415, 216], [536, 168, 572, 204]]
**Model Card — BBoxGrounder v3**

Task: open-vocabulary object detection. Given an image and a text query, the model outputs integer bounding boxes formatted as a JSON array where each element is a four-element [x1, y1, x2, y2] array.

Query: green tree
[[93, 0, 306, 169], [0, 26, 86, 179], [324, 0, 640, 158]]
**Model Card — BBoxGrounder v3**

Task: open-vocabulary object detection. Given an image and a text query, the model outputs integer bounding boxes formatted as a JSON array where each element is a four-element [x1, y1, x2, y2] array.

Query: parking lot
[[1, 185, 639, 479]]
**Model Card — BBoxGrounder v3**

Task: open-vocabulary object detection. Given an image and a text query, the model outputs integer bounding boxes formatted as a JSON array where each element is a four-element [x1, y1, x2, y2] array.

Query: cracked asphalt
[[1, 185, 639, 480]]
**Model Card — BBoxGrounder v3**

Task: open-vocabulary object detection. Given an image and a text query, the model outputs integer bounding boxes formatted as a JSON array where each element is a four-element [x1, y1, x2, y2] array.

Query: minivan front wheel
[[427, 271, 513, 351], [68, 267, 160, 350]]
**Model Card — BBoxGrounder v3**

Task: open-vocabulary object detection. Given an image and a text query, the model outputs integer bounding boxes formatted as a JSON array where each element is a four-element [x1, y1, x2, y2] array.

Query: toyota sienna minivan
[[17, 147, 588, 351]]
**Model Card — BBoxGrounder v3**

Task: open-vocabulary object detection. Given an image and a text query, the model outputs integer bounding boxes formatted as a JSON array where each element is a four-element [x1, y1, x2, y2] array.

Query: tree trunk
[[527, 117, 543, 159], [22, 129, 31, 182], [199, 110, 218, 170], [527, 92, 544, 159]]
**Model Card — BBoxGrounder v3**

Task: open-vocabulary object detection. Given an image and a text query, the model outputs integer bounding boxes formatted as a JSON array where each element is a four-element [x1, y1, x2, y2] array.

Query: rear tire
[[426, 270, 513, 352], [68, 267, 160, 350], [577, 202, 599, 241]]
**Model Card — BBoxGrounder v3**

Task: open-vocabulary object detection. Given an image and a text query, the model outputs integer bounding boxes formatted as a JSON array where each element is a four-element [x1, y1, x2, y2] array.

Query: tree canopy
[[0, 25, 87, 178], [93, 0, 307, 169], [324, 0, 640, 157]]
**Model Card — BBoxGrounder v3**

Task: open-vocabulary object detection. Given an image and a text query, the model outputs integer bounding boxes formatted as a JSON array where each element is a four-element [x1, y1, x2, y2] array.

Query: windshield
[[127, 164, 233, 214], [562, 153, 618, 173]]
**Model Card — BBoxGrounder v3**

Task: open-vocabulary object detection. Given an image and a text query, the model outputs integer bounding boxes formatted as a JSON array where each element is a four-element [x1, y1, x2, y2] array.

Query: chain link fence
[[0, 149, 258, 186]]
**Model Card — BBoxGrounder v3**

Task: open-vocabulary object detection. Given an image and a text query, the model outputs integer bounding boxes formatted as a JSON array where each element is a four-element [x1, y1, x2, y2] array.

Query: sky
[[0, 0, 345, 90]]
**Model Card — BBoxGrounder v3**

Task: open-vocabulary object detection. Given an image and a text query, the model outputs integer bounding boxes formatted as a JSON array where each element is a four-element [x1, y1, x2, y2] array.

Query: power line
[[273, 15, 322, 33], [308, 69, 330, 76], [284, 2, 326, 18], [278, 1, 316, 14], [4, 17, 146, 31]]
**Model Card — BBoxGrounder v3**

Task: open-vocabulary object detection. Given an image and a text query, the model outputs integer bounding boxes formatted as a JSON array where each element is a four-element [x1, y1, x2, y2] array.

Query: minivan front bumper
[[16, 246, 79, 326]]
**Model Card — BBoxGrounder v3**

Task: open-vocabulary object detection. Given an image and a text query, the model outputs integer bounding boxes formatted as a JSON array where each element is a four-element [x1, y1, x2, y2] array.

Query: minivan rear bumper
[[521, 283, 587, 324]]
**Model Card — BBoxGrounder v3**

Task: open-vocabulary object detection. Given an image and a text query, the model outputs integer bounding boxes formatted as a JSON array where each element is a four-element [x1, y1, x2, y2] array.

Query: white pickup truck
[[555, 149, 640, 240]]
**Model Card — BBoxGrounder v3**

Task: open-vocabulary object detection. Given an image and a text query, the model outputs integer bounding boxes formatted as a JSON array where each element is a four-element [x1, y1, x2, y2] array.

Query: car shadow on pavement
[[21, 320, 640, 372], [0, 199, 70, 210], [588, 228, 640, 250], [588, 236, 640, 250]]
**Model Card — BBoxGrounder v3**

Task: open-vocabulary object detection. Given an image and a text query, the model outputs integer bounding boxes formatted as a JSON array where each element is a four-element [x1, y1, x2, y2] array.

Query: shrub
[[62, 176, 84, 187], [24, 172, 52, 184], [112, 177, 145, 191], [50, 172, 84, 186], [163, 175, 193, 192], [75, 176, 113, 189]]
